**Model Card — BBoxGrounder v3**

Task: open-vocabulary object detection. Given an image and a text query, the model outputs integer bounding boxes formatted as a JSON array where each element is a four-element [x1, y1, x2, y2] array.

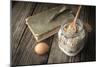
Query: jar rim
[[61, 19, 84, 38]]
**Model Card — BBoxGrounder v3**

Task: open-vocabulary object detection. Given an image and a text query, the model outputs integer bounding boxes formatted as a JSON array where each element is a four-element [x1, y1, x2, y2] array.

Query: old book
[[26, 5, 74, 42]]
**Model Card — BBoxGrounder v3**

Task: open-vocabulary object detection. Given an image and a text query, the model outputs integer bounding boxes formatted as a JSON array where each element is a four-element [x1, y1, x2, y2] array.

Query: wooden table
[[11, 1, 96, 66]]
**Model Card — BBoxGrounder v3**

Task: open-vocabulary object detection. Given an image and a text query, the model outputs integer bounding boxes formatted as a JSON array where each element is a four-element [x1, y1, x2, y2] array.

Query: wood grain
[[11, 1, 37, 65], [12, 3, 59, 65]]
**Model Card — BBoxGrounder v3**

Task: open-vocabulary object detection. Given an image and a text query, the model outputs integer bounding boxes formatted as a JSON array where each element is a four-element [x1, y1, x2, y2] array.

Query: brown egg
[[34, 42, 49, 55]]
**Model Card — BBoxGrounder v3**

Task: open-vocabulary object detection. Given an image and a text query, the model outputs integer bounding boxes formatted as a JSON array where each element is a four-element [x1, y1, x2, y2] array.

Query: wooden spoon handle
[[70, 5, 82, 32], [73, 5, 82, 24]]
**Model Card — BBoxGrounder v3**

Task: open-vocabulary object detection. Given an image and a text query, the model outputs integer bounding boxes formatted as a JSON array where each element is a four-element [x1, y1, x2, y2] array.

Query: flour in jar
[[58, 19, 86, 56]]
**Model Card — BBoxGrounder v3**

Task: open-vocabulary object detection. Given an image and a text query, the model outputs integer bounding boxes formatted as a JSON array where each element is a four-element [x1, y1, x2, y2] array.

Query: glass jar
[[58, 19, 86, 56]]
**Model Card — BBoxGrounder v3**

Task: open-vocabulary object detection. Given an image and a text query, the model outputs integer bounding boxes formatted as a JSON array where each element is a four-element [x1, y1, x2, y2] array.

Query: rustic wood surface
[[11, 1, 96, 66]]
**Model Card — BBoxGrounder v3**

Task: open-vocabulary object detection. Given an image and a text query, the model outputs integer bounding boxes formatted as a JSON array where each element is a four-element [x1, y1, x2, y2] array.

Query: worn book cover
[[26, 5, 74, 42]]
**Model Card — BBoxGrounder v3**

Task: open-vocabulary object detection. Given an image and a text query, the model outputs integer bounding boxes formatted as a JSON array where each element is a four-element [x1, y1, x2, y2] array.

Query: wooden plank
[[11, 1, 37, 65], [12, 3, 59, 65], [48, 34, 70, 63], [16, 27, 54, 65], [48, 6, 96, 64], [79, 6, 96, 62], [12, 27, 53, 65]]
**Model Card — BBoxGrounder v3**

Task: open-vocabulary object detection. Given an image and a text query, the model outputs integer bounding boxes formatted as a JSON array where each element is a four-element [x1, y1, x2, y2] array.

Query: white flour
[[58, 19, 86, 56]]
